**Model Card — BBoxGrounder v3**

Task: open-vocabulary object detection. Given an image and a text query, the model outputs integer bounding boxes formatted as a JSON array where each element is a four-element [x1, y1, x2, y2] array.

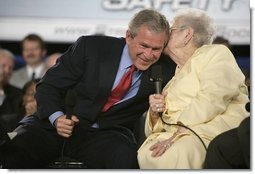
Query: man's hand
[[54, 115, 79, 138], [25, 101, 37, 116]]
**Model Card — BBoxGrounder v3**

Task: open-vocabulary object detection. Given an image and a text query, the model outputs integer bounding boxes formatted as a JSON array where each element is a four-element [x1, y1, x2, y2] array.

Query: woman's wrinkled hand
[[149, 91, 167, 125], [149, 139, 173, 157], [149, 124, 187, 157]]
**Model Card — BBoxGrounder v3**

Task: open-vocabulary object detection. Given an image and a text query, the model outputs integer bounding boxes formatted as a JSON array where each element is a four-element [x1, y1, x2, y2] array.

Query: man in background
[[10, 34, 48, 89], [45, 52, 61, 69], [0, 49, 22, 132]]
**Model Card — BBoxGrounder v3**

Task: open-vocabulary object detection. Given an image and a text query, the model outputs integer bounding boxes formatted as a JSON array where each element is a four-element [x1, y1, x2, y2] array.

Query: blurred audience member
[[213, 36, 231, 49], [213, 37, 250, 92], [0, 49, 22, 132], [20, 79, 40, 117], [10, 34, 47, 89], [241, 69, 250, 88], [45, 52, 61, 69]]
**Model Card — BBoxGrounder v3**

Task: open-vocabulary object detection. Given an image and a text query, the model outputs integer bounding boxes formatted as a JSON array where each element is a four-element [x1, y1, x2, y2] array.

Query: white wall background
[[0, 0, 250, 45]]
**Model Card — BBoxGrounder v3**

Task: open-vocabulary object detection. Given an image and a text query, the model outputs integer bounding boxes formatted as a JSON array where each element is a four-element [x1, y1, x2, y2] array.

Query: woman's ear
[[184, 27, 194, 45]]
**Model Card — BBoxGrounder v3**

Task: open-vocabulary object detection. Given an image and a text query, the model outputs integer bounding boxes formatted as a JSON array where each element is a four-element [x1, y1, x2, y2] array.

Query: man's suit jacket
[[34, 35, 176, 131], [10, 64, 47, 89], [0, 84, 22, 131]]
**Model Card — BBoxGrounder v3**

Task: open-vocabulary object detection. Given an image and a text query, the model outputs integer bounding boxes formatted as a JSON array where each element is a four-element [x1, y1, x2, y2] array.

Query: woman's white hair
[[173, 8, 216, 47]]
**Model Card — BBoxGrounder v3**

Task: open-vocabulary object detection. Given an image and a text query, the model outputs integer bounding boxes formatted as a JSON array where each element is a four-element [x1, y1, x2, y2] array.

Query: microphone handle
[[155, 81, 162, 94], [154, 80, 163, 117], [66, 108, 73, 120]]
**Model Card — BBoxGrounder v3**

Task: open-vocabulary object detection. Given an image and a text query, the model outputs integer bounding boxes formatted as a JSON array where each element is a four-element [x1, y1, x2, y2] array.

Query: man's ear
[[125, 30, 132, 44]]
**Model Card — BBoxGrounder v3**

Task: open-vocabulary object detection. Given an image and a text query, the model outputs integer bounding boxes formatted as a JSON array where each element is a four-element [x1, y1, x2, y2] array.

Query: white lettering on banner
[[172, 0, 191, 10], [102, 0, 128, 10], [127, 0, 151, 10], [217, 25, 250, 41], [102, 0, 236, 11], [154, 0, 171, 10], [222, 0, 235, 10], [0, 18, 249, 44], [197, 0, 209, 9], [54, 27, 92, 36], [0, 0, 249, 44]]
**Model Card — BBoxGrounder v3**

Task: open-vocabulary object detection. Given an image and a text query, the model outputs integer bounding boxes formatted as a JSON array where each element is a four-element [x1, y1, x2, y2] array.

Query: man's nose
[[144, 48, 153, 57]]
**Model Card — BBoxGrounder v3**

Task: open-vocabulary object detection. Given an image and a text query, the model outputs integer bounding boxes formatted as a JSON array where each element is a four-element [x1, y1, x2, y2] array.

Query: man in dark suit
[[0, 9, 176, 169], [204, 116, 250, 169], [0, 49, 23, 132]]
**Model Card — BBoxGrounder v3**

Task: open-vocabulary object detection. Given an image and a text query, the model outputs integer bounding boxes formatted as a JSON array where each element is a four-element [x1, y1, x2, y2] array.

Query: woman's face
[[163, 21, 187, 58]]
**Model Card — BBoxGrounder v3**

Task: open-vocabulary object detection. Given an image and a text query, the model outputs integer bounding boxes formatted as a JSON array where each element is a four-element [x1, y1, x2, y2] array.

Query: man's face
[[22, 40, 45, 66], [0, 55, 14, 86], [126, 25, 167, 71]]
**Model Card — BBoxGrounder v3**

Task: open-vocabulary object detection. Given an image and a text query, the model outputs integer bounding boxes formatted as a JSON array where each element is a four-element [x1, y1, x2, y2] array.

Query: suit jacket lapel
[[94, 38, 126, 112], [134, 69, 154, 100]]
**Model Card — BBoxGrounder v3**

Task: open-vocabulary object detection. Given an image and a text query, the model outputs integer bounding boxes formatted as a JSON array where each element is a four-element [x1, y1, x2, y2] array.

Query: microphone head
[[150, 65, 163, 82], [245, 102, 250, 112], [65, 89, 77, 107]]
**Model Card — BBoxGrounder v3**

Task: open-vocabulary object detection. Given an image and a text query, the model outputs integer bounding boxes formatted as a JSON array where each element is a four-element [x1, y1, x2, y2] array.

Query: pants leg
[[65, 125, 139, 169], [204, 124, 248, 169], [204, 117, 250, 169], [0, 124, 62, 169], [237, 117, 250, 168]]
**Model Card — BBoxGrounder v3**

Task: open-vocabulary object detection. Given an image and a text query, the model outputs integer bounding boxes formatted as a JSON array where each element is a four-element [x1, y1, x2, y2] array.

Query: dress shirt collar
[[119, 44, 133, 70], [26, 63, 44, 79]]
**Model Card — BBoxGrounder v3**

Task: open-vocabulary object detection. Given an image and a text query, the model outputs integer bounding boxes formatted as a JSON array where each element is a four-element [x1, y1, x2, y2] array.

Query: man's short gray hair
[[173, 8, 216, 47], [0, 48, 15, 61], [128, 9, 170, 46]]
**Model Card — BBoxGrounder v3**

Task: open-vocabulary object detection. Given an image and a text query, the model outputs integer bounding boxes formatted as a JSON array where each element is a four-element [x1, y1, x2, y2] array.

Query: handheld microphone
[[150, 65, 208, 151], [60, 89, 77, 168], [150, 65, 163, 116], [65, 89, 77, 119], [150, 65, 163, 94]]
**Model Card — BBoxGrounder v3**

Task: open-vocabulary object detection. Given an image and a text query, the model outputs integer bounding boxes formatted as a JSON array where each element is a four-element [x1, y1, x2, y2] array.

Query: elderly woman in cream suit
[[137, 8, 249, 169]]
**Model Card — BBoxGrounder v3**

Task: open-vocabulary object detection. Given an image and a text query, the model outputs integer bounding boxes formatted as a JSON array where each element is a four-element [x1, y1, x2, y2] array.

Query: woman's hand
[[149, 93, 166, 114], [149, 92, 167, 127], [150, 138, 173, 157], [150, 125, 187, 157]]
